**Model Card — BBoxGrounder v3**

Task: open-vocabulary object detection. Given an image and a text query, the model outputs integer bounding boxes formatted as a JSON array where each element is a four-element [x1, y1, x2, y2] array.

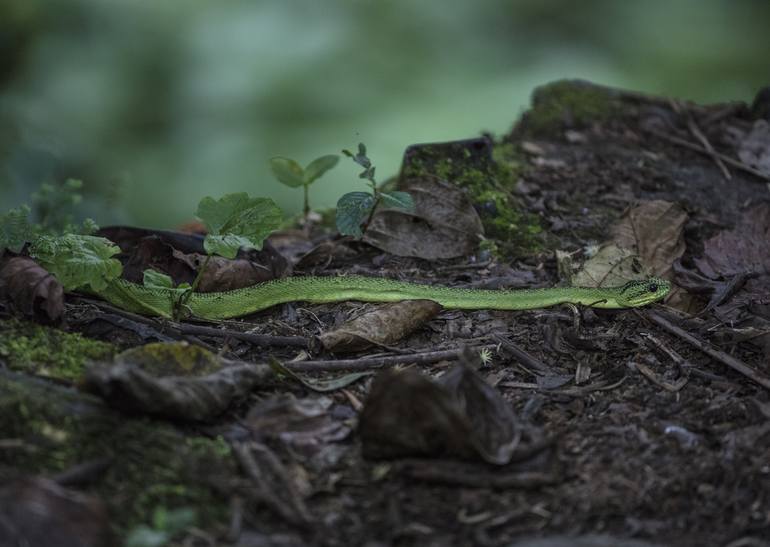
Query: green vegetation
[[521, 80, 622, 137], [270, 154, 340, 217], [0, 318, 115, 381], [337, 143, 414, 237]]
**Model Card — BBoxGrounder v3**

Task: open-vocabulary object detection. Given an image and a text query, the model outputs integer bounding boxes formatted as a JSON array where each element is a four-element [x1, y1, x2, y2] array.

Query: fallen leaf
[[359, 349, 524, 464], [574, 200, 686, 287], [0, 255, 64, 323], [363, 176, 484, 259], [737, 120, 770, 176], [318, 300, 441, 353], [245, 395, 353, 466], [694, 202, 770, 279], [82, 342, 273, 420]]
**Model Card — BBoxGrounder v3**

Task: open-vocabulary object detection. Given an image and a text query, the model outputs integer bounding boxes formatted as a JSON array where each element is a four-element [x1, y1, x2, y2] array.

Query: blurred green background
[[1, 0, 768, 228]]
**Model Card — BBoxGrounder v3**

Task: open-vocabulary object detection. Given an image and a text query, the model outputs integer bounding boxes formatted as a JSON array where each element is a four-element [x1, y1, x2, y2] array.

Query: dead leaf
[[694, 202, 770, 279], [245, 395, 353, 466], [359, 350, 523, 464], [574, 200, 686, 287], [82, 342, 272, 420], [0, 255, 64, 323], [363, 177, 484, 259], [318, 300, 441, 353], [0, 477, 112, 547], [737, 120, 770, 176]]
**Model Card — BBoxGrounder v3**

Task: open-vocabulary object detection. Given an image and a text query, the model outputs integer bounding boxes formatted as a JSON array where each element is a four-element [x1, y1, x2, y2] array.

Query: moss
[[520, 79, 621, 137], [0, 371, 233, 537], [0, 318, 115, 381], [400, 139, 543, 257], [116, 341, 222, 376]]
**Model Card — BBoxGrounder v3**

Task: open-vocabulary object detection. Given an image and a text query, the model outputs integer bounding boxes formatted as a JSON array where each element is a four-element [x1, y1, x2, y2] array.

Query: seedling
[[336, 143, 414, 238], [270, 154, 339, 217]]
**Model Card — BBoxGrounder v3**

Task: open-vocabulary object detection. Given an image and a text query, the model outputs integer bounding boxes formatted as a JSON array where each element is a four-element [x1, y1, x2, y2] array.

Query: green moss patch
[[0, 318, 116, 381], [0, 370, 233, 536], [519, 79, 622, 137]]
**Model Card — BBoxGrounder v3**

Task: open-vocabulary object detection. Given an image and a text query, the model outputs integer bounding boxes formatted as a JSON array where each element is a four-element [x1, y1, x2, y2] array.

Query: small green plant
[[124, 506, 196, 547], [336, 143, 414, 237], [146, 192, 284, 319], [0, 179, 97, 253], [269, 154, 339, 217]]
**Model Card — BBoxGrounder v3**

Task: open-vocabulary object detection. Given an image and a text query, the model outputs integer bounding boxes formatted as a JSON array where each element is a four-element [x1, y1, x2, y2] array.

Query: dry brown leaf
[[359, 353, 523, 464], [574, 200, 687, 287], [362, 177, 484, 259], [318, 300, 441, 353], [694, 202, 770, 279], [0, 255, 64, 323]]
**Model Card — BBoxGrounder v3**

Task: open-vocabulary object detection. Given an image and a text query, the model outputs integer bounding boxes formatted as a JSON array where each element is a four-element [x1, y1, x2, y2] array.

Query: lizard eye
[[648, 283, 658, 293]]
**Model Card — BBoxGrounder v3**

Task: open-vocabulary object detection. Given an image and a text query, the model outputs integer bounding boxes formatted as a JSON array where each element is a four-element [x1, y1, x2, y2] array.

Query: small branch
[[493, 334, 554, 375], [176, 322, 309, 349], [671, 99, 732, 180], [283, 345, 496, 372], [645, 311, 770, 390], [645, 128, 770, 182]]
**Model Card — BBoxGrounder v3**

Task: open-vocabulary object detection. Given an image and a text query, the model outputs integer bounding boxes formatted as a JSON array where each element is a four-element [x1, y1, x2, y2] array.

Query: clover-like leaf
[[269, 157, 305, 188], [30, 234, 122, 291], [336, 191, 375, 237], [143, 269, 192, 294], [196, 193, 283, 258], [380, 191, 415, 212], [0, 204, 35, 252], [303, 155, 339, 185]]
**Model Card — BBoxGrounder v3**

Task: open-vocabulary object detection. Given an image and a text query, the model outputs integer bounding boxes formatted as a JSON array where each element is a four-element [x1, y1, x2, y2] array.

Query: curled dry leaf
[[359, 353, 525, 464], [363, 177, 484, 259], [0, 255, 64, 323], [0, 477, 112, 547], [82, 342, 272, 420], [318, 299, 441, 353], [574, 200, 686, 287], [737, 120, 770, 177], [694, 202, 770, 279], [245, 395, 353, 468]]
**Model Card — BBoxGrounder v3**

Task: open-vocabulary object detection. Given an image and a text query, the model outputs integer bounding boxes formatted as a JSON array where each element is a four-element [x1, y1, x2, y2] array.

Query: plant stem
[[303, 184, 310, 217], [190, 254, 212, 293]]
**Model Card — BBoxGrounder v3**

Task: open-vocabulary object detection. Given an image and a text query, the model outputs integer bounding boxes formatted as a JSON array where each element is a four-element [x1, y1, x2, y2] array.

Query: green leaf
[[196, 193, 283, 258], [336, 191, 374, 237], [303, 154, 339, 185], [143, 269, 175, 289], [0, 204, 35, 252], [30, 234, 122, 291], [268, 356, 372, 392], [269, 157, 305, 188], [380, 191, 415, 211]]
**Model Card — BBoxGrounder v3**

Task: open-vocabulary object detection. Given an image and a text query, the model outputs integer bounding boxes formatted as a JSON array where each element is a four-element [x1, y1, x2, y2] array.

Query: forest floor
[[2, 80, 770, 547]]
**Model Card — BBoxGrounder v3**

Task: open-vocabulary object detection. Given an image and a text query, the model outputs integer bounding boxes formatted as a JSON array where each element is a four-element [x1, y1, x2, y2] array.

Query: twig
[[493, 334, 553, 375], [645, 311, 770, 390], [671, 99, 732, 180], [633, 361, 688, 392], [397, 461, 558, 490], [645, 128, 770, 182], [176, 323, 309, 349], [230, 441, 312, 526], [283, 345, 496, 372], [70, 296, 309, 348]]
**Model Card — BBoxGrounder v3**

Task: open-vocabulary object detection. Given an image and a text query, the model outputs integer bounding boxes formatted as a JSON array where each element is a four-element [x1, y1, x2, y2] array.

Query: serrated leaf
[[0, 204, 35, 252], [196, 193, 283, 258], [269, 157, 305, 188], [380, 191, 415, 211], [30, 234, 122, 291], [303, 154, 339, 185], [143, 269, 174, 289], [336, 191, 375, 237]]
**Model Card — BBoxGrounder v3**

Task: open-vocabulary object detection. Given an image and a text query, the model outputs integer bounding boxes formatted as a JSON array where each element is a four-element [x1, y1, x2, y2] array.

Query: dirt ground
[[2, 80, 770, 547]]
